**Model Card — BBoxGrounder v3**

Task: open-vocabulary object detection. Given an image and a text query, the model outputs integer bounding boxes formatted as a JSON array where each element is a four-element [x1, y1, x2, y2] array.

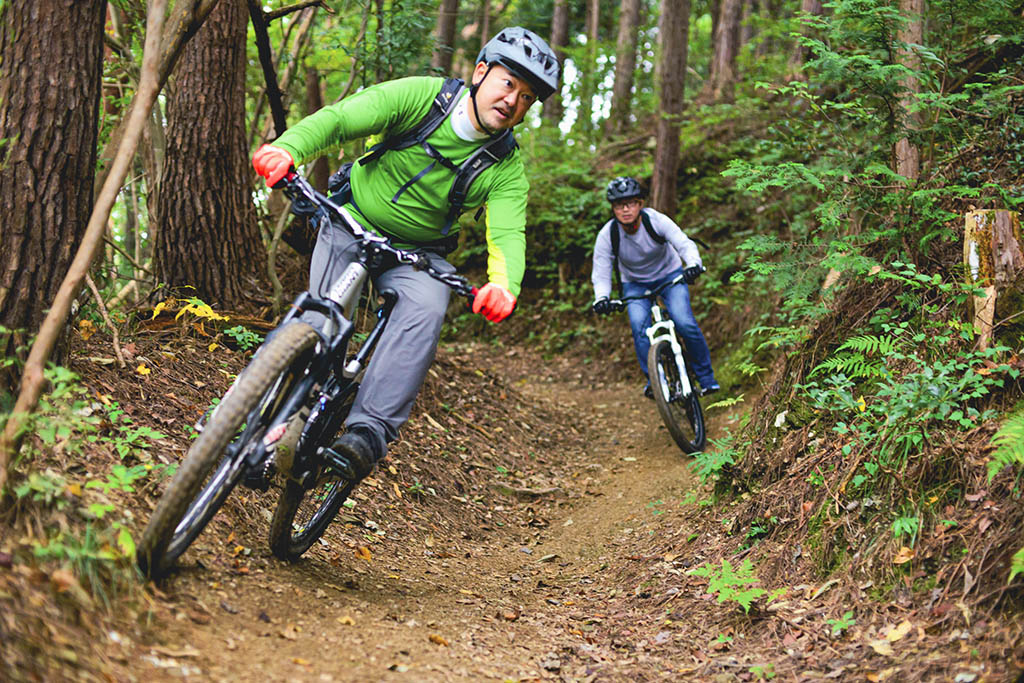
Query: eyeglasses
[[612, 199, 641, 210]]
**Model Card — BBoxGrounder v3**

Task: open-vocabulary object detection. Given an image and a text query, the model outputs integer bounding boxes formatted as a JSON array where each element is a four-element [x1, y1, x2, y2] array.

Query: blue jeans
[[621, 268, 716, 388]]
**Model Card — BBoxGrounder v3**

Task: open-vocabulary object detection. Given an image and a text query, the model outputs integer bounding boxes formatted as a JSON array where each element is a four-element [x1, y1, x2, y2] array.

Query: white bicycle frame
[[645, 304, 695, 399]]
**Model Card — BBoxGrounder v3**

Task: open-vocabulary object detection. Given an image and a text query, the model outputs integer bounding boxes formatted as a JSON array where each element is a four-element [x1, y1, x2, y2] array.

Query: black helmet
[[476, 27, 560, 101], [606, 176, 645, 203]]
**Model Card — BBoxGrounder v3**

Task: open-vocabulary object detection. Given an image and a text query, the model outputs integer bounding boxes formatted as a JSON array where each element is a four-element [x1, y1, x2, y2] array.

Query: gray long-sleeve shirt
[[591, 208, 703, 300]]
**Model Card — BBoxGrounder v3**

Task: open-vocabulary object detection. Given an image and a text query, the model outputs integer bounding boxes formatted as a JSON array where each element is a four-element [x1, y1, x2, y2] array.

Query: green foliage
[[224, 325, 264, 351], [689, 557, 783, 613], [749, 663, 776, 680], [99, 402, 166, 459], [987, 405, 1024, 481], [892, 515, 920, 542], [14, 471, 71, 509], [826, 610, 857, 636], [800, 263, 1018, 476], [1010, 547, 1024, 584], [691, 432, 739, 484]]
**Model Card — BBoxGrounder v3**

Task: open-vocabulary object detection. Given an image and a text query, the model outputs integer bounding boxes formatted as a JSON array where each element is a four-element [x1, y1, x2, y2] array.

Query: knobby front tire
[[137, 322, 321, 578], [648, 339, 706, 454]]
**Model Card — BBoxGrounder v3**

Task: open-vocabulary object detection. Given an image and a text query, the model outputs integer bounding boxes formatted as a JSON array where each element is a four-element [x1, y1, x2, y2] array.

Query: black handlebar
[[278, 172, 477, 301]]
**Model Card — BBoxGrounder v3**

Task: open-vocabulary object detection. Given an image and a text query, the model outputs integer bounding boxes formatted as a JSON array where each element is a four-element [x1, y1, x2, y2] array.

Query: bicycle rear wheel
[[268, 391, 356, 562], [137, 322, 321, 577], [648, 338, 706, 453]]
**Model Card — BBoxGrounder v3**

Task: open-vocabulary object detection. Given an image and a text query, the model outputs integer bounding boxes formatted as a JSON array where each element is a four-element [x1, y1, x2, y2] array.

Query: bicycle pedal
[[321, 448, 359, 481]]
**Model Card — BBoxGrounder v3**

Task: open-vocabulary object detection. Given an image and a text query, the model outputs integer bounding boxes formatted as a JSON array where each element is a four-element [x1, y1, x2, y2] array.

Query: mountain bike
[[137, 172, 476, 578], [607, 276, 707, 453]]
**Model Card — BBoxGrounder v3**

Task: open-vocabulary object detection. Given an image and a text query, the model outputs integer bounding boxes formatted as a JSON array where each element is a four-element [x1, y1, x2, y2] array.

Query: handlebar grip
[[271, 169, 297, 190]]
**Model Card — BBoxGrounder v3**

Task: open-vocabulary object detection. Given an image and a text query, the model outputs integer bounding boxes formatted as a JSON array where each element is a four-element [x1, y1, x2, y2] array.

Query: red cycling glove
[[472, 283, 516, 323], [252, 144, 294, 187]]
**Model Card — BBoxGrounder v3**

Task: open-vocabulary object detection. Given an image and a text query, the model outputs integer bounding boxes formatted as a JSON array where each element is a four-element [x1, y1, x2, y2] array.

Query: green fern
[[811, 334, 900, 379], [1010, 547, 1024, 584], [811, 352, 888, 379], [837, 334, 900, 356], [987, 409, 1024, 481]]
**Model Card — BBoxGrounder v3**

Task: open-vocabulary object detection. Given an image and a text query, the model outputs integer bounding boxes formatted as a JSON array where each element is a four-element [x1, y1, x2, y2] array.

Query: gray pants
[[306, 217, 455, 458]]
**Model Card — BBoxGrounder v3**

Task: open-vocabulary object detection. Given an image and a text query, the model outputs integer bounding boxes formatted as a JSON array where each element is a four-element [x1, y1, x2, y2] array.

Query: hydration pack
[[328, 77, 517, 236]]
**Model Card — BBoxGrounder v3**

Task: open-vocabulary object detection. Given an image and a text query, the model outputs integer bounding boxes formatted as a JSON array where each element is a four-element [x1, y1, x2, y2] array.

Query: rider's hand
[[683, 265, 706, 285], [252, 144, 295, 187], [473, 283, 516, 323], [592, 297, 613, 315]]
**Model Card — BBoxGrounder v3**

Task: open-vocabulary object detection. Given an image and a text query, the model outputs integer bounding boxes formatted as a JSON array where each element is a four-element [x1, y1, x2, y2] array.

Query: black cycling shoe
[[700, 383, 720, 396], [643, 383, 654, 400], [323, 427, 380, 481]]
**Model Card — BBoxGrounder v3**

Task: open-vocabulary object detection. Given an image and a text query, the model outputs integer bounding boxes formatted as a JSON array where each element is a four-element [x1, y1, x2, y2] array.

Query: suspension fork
[[645, 304, 694, 398]]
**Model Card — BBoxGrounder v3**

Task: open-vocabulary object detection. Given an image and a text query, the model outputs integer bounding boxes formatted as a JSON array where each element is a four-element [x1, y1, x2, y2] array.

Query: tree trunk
[[650, 0, 691, 218], [964, 210, 1024, 350], [431, 0, 460, 72], [542, 0, 570, 124], [606, 0, 643, 136], [155, 0, 265, 308], [574, 0, 601, 138], [94, 0, 222, 198], [787, 0, 822, 81], [894, 0, 923, 183], [702, 0, 741, 103], [0, 0, 106, 391], [480, 0, 491, 51]]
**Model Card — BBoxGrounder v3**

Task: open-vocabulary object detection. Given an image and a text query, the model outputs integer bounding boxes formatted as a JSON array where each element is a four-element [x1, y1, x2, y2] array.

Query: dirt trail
[[126, 344, 720, 682]]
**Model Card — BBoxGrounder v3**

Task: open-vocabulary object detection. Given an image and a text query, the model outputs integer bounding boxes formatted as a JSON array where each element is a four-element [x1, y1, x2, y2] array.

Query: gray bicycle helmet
[[606, 176, 645, 203], [476, 27, 560, 101]]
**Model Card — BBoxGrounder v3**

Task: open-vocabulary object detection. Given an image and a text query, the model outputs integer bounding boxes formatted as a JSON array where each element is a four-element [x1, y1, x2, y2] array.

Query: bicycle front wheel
[[268, 391, 356, 562], [137, 322, 321, 578], [648, 338, 706, 453]]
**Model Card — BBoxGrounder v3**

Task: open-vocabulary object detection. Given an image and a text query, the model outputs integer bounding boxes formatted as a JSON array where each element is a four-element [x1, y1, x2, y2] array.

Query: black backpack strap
[[441, 130, 517, 234], [609, 221, 622, 297], [359, 77, 465, 167], [640, 209, 666, 244]]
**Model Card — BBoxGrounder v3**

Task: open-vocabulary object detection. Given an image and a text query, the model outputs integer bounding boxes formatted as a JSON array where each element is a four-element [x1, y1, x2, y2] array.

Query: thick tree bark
[[155, 0, 265, 307], [650, 0, 691, 218], [0, 0, 106, 391], [606, 0, 643, 136], [542, 0, 570, 124], [701, 0, 741, 103], [1, 0, 168, 493], [895, 0, 923, 182], [94, 0, 222, 197], [431, 0, 460, 72]]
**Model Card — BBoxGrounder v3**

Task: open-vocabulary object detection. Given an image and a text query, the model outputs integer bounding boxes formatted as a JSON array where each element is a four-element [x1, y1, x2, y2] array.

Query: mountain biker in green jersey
[[252, 27, 560, 483], [591, 176, 719, 398]]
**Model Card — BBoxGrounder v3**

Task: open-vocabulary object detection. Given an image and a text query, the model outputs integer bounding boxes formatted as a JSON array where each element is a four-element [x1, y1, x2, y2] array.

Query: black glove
[[592, 297, 613, 315], [683, 265, 706, 285]]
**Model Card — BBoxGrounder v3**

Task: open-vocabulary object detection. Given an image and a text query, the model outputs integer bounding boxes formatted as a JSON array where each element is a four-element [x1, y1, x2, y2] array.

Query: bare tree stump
[[964, 210, 1024, 349]]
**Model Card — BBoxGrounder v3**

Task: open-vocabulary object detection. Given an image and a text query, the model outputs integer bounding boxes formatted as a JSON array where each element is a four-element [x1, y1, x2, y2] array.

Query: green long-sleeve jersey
[[272, 76, 529, 296]]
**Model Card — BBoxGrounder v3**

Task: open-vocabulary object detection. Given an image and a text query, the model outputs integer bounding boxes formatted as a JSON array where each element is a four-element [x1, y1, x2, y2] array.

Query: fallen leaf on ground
[[429, 634, 449, 646], [869, 639, 895, 656], [893, 546, 915, 564], [356, 546, 372, 561], [886, 620, 914, 642]]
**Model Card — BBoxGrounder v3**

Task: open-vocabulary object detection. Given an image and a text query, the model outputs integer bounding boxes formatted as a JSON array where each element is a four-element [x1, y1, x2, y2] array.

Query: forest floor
[[3, 316, 1023, 681]]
